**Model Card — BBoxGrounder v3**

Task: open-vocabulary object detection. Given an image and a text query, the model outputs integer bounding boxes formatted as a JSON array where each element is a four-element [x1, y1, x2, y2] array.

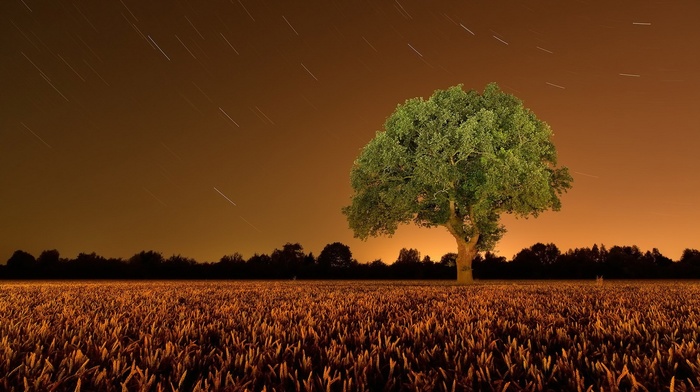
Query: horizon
[[3, 239, 690, 266]]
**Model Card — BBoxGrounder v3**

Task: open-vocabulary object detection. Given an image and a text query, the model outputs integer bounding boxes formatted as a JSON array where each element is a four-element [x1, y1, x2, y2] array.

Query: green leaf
[[343, 83, 572, 251]]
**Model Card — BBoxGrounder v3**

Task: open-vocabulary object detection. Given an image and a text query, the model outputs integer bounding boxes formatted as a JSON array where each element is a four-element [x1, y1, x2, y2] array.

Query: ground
[[0, 280, 698, 391]]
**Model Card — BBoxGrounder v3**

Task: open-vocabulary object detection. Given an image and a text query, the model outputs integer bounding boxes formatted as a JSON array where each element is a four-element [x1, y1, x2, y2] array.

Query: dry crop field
[[1, 281, 699, 391]]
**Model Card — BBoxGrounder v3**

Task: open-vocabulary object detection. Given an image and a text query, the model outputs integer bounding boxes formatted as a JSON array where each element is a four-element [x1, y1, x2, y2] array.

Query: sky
[[2, 0, 699, 265]]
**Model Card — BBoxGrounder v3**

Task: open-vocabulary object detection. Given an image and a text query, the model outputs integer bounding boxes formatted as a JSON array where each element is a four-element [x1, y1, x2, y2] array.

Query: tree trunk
[[444, 200, 480, 285], [454, 233, 479, 285]]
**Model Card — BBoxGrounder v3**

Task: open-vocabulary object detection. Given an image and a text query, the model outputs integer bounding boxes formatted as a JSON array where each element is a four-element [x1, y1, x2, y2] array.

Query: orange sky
[[1, 0, 698, 264]]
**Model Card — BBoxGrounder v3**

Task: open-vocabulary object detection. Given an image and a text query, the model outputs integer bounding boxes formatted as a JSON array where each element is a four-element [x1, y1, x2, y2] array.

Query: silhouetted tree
[[440, 253, 457, 268], [216, 253, 246, 278], [129, 250, 164, 266], [33, 249, 62, 277], [247, 253, 271, 266], [680, 249, 700, 276], [512, 243, 560, 278], [604, 246, 644, 278], [420, 255, 448, 279], [74, 252, 104, 265], [512, 248, 541, 278], [318, 242, 354, 270], [591, 244, 607, 264], [219, 253, 245, 266], [245, 253, 272, 278], [680, 249, 700, 265], [37, 249, 60, 268], [71, 252, 113, 278], [3, 242, 699, 280], [271, 243, 306, 278], [396, 248, 421, 265], [303, 252, 316, 267], [164, 254, 197, 278], [473, 252, 508, 278], [555, 247, 597, 279], [392, 248, 422, 278], [6, 250, 36, 277], [367, 259, 389, 279], [369, 259, 387, 269], [129, 251, 165, 278], [649, 248, 673, 268], [532, 243, 560, 266]]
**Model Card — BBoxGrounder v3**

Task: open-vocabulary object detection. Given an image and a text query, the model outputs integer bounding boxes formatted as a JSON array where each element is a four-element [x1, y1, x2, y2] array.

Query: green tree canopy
[[342, 83, 572, 284]]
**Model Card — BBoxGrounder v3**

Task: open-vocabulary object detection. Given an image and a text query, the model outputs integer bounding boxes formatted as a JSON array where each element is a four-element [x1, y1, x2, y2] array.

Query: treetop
[[343, 83, 572, 251]]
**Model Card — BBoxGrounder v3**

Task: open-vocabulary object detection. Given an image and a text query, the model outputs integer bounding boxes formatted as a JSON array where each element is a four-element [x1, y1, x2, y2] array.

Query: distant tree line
[[1, 242, 699, 280]]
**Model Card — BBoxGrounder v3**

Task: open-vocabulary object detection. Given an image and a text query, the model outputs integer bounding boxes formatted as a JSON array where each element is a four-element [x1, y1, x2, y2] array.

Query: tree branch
[[446, 200, 466, 238]]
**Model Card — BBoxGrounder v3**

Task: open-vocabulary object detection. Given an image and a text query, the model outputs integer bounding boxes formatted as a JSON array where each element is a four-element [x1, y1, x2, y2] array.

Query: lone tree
[[342, 83, 572, 284]]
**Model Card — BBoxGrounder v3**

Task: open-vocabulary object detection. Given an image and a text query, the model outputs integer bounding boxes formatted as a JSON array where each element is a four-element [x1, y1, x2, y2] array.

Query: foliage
[[342, 83, 572, 252]]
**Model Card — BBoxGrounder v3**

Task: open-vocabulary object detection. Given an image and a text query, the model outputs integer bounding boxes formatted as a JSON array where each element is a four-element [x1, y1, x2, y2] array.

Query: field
[[1, 281, 699, 391]]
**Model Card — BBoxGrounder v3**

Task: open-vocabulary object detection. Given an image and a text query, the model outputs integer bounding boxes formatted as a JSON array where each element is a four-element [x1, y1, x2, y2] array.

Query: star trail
[[2, 0, 699, 264]]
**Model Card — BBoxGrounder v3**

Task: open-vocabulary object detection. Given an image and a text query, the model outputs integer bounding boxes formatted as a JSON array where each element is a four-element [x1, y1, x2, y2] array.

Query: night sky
[[2, 0, 699, 265]]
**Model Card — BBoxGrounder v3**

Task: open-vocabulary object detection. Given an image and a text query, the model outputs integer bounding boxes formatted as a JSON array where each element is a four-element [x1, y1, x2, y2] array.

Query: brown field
[[1, 281, 699, 391]]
